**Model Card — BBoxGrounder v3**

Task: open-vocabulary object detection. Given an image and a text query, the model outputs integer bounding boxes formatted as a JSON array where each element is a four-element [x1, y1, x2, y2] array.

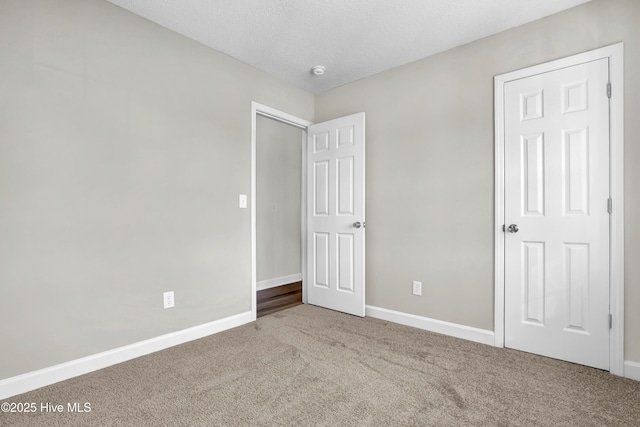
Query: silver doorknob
[[353, 222, 362, 229], [507, 224, 519, 233]]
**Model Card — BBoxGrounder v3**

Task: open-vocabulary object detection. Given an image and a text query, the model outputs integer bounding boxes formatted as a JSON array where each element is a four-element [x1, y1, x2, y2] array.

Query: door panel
[[307, 113, 365, 317], [522, 133, 545, 216], [313, 161, 329, 216], [522, 241, 545, 325], [504, 59, 610, 370], [313, 232, 330, 288], [337, 233, 354, 292]]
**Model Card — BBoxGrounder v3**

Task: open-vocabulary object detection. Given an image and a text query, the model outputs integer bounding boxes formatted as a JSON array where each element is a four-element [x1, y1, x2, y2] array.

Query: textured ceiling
[[106, 0, 592, 94]]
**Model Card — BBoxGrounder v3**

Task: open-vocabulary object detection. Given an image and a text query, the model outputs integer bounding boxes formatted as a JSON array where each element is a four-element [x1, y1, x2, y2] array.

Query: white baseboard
[[0, 311, 253, 400], [257, 273, 302, 291], [365, 305, 495, 346], [624, 360, 640, 381]]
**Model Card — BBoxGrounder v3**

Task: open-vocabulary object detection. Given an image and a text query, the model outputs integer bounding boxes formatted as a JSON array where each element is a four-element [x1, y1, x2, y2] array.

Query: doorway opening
[[251, 102, 367, 319], [251, 102, 312, 319], [255, 114, 305, 317]]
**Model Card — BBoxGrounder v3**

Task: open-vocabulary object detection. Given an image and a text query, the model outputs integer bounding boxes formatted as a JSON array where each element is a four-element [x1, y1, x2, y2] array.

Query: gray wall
[[315, 0, 640, 363], [2, 0, 638, 382], [256, 116, 302, 283], [0, 0, 313, 379]]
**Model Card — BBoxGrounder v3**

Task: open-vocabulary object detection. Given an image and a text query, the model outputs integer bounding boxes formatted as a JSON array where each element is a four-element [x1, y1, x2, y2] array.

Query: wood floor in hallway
[[257, 281, 302, 318]]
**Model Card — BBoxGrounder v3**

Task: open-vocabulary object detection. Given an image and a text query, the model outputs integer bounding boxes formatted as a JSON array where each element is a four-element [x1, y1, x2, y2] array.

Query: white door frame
[[494, 43, 624, 375], [250, 102, 313, 320]]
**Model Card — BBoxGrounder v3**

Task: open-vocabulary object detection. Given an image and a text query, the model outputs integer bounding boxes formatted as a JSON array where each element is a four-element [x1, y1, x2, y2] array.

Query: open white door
[[306, 113, 365, 317]]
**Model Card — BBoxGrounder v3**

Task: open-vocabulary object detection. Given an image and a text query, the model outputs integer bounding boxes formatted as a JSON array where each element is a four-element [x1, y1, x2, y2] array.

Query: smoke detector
[[311, 65, 326, 76]]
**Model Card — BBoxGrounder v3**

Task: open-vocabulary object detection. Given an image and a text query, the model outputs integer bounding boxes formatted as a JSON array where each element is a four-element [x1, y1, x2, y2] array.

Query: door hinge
[[609, 313, 613, 329], [607, 82, 612, 98], [608, 198, 612, 214]]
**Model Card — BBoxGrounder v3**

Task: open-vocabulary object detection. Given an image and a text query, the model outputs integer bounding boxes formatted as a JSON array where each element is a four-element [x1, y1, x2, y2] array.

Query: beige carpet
[[2, 304, 639, 426]]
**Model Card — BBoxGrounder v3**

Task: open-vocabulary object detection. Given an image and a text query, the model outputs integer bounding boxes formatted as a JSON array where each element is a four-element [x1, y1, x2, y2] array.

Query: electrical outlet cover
[[412, 281, 422, 296], [163, 291, 175, 309]]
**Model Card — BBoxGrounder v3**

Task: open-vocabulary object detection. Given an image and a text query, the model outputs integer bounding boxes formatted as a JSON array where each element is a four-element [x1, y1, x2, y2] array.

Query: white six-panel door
[[306, 113, 365, 317], [504, 59, 610, 370]]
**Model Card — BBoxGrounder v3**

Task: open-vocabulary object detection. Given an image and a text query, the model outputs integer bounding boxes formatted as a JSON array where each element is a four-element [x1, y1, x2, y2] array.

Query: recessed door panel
[[314, 132, 329, 153], [337, 233, 354, 293], [314, 232, 330, 288], [562, 81, 588, 114], [521, 90, 544, 121], [564, 243, 590, 333], [522, 133, 545, 216], [337, 126, 354, 147], [314, 161, 329, 216], [523, 242, 545, 325], [337, 156, 354, 216], [563, 128, 590, 216]]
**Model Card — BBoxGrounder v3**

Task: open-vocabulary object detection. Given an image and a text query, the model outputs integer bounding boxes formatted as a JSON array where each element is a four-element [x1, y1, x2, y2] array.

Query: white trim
[[607, 44, 625, 377], [250, 102, 312, 319], [494, 73, 506, 348], [366, 306, 495, 346], [257, 273, 303, 291], [0, 311, 253, 400], [624, 361, 640, 382], [494, 43, 624, 375], [299, 125, 309, 306]]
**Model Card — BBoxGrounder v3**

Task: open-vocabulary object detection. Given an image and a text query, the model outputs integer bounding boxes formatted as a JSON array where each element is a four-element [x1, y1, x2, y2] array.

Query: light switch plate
[[163, 291, 174, 309], [239, 194, 247, 208], [412, 281, 422, 296]]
